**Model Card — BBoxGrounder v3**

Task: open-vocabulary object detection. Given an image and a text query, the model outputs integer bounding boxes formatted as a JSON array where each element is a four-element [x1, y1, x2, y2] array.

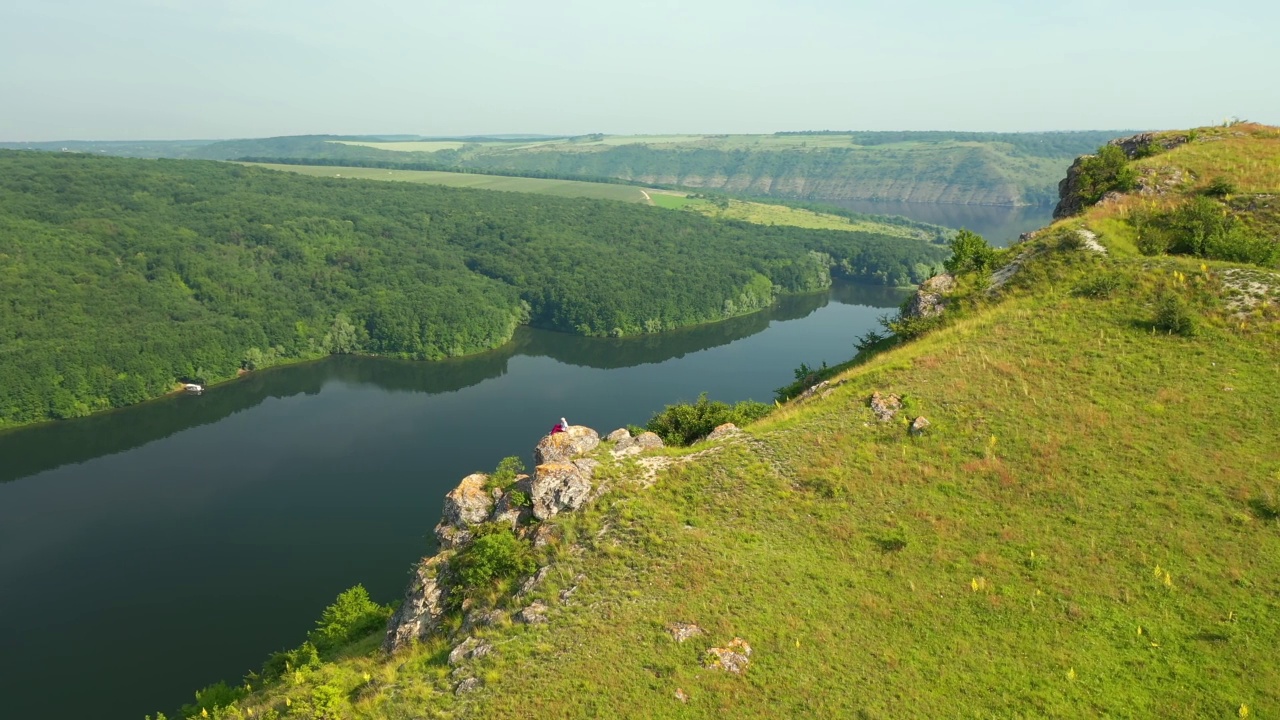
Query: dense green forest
[[0, 151, 944, 428]]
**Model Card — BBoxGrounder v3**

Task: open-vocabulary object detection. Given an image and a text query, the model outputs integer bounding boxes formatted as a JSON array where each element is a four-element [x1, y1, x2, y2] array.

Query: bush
[[1066, 144, 1138, 211], [645, 393, 772, 446], [1132, 141, 1163, 159], [453, 528, 536, 588], [308, 585, 392, 654], [1204, 176, 1237, 197], [487, 455, 525, 490], [943, 229, 997, 275], [1073, 273, 1131, 298], [180, 682, 246, 718], [1154, 292, 1198, 336], [262, 641, 321, 680]]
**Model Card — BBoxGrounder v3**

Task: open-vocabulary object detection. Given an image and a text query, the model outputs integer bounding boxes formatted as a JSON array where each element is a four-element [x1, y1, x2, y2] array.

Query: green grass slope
[[157, 128, 1279, 719]]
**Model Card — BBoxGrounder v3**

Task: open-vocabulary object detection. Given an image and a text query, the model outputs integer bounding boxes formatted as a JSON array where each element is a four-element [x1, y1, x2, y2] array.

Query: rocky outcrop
[[703, 638, 752, 674], [434, 473, 495, 549], [605, 428, 631, 443], [902, 273, 954, 320], [1054, 132, 1191, 218], [530, 459, 598, 520], [385, 426, 606, 655], [612, 431, 664, 456], [517, 601, 549, 624], [704, 423, 742, 442], [667, 622, 706, 643], [382, 554, 452, 653], [533, 426, 600, 465], [869, 392, 902, 422], [448, 636, 493, 666]]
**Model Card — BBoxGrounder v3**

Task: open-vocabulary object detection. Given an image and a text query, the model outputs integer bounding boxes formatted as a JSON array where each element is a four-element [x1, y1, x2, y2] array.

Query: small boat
[[182, 383, 204, 394]]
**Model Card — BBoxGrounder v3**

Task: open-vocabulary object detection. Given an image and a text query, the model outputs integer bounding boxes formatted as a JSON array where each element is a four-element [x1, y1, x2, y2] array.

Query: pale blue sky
[[2, 0, 1275, 140]]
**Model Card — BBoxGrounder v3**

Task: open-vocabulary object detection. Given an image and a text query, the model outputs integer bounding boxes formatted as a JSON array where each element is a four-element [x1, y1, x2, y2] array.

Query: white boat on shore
[[182, 383, 204, 394]]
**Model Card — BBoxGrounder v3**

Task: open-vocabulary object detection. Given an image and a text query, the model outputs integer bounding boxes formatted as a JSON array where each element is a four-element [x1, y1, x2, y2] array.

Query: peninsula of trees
[[0, 151, 945, 428]]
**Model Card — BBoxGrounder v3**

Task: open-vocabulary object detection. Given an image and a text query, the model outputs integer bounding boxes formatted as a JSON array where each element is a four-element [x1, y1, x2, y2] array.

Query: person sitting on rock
[[551, 418, 568, 435]]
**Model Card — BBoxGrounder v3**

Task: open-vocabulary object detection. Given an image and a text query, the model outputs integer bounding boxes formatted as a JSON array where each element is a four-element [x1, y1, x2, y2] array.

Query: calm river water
[[0, 283, 907, 719]]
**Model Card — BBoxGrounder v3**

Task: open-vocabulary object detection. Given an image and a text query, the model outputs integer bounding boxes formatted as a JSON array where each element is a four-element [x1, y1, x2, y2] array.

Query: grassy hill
[[164, 125, 1280, 719]]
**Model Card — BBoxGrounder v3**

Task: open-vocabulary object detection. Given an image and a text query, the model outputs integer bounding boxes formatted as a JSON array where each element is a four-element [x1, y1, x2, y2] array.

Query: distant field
[[332, 140, 469, 152], [242, 163, 653, 203]]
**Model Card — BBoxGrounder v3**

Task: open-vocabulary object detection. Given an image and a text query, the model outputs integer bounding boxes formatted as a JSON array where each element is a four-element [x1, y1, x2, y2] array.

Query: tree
[[944, 229, 996, 275]]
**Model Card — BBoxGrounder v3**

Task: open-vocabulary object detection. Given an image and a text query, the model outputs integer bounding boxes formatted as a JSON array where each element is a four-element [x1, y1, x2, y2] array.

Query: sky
[[1, 0, 1276, 140]]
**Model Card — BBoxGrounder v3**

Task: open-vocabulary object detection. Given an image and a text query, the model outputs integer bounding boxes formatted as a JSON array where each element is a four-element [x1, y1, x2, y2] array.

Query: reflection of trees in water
[[0, 284, 904, 483]]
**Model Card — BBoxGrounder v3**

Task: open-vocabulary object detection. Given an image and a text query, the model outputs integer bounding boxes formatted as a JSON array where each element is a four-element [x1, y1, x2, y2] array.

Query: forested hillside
[[4, 131, 1130, 206], [0, 152, 944, 428]]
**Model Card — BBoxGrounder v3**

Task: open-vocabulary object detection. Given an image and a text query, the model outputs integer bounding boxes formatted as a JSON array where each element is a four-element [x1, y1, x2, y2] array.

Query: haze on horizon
[[2, 0, 1276, 141]]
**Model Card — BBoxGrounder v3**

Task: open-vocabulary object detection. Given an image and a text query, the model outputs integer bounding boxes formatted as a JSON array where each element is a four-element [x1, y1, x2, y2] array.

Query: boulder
[[613, 431, 664, 456], [909, 416, 931, 436], [667, 622, 706, 643], [455, 677, 481, 695], [462, 609, 506, 632], [703, 637, 752, 675], [704, 423, 742, 442], [383, 555, 451, 653], [519, 565, 551, 596], [530, 461, 596, 520], [605, 428, 631, 443], [533, 426, 600, 465], [869, 392, 902, 422], [441, 473, 494, 528], [489, 476, 534, 529], [919, 273, 955, 294], [904, 289, 945, 319], [448, 636, 493, 666], [517, 601, 549, 624]]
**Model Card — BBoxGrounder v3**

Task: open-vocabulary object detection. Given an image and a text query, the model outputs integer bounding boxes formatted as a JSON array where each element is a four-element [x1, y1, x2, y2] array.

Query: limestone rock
[[462, 609, 506, 632], [909, 416, 931, 436], [489, 477, 534, 529], [869, 392, 902, 422], [705, 423, 742, 442], [530, 461, 595, 520], [904, 289, 945, 319], [919, 273, 955, 294], [517, 601, 549, 624], [455, 677, 481, 695], [533, 425, 600, 465], [441, 473, 494, 527], [667, 622, 706, 643], [605, 428, 631, 443], [519, 565, 551, 596], [703, 637, 752, 674], [383, 555, 451, 653], [613, 431, 664, 456], [434, 523, 473, 550], [674, 688, 689, 703], [448, 636, 493, 666]]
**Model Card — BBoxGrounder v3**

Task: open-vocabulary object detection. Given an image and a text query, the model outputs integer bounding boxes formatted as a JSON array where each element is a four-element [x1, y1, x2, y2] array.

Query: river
[[832, 200, 1055, 247], [0, 282, 908, 719]]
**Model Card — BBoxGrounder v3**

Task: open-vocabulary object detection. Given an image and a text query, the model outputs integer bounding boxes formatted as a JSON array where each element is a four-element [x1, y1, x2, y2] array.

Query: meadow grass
[[241, 163, 653, 203], [196, 132, 1280, 720]]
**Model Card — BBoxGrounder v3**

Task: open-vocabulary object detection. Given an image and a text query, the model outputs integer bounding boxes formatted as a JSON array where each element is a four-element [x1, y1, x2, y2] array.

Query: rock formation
[[382, 555, 451, 653], [613, 431, 663, 456], [870, 392, 902, 422], [530, 459, 598, 520], [902, 273, 955, 320], [533, 425, 600, 465]]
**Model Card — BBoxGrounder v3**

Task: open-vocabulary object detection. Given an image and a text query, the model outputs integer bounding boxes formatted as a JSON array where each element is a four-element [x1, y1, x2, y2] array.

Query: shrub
[[1132, 141, 1163, 159], [262, 642, 321, 680], [645, 393, 772, 445], [453, 528, 536, 588], [1073, 273, 1131, 298], [309, 683, 346, 720], [508, 489, 530, 508], [1154, 292, 1197, 336], [487, 455, 525, 490], [308, 585, 392, 654], [943, 229, 997, 275], [180, 682, 246, 718], [1069, 144, 1138, 209], [1204, 176, 1237, 197]]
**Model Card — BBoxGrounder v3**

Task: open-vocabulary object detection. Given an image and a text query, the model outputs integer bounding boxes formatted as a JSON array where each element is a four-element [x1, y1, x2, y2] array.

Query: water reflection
[[0, 284, 903, 484]]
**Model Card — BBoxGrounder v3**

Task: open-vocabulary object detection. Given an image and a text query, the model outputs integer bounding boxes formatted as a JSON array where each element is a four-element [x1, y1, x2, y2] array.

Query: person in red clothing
[[550, 417, 569, 435]]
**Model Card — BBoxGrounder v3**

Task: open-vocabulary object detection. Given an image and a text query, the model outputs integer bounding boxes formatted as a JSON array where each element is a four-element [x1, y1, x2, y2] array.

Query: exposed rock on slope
[[383, 425, 647, 654]]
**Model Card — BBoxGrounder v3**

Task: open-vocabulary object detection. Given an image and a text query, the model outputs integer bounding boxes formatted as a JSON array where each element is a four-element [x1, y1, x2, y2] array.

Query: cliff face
[[1053, 132, 1191, 218]]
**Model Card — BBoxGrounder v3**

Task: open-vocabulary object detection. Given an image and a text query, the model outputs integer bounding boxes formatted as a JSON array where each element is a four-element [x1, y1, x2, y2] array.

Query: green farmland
[[241, 163, 654, 203]]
